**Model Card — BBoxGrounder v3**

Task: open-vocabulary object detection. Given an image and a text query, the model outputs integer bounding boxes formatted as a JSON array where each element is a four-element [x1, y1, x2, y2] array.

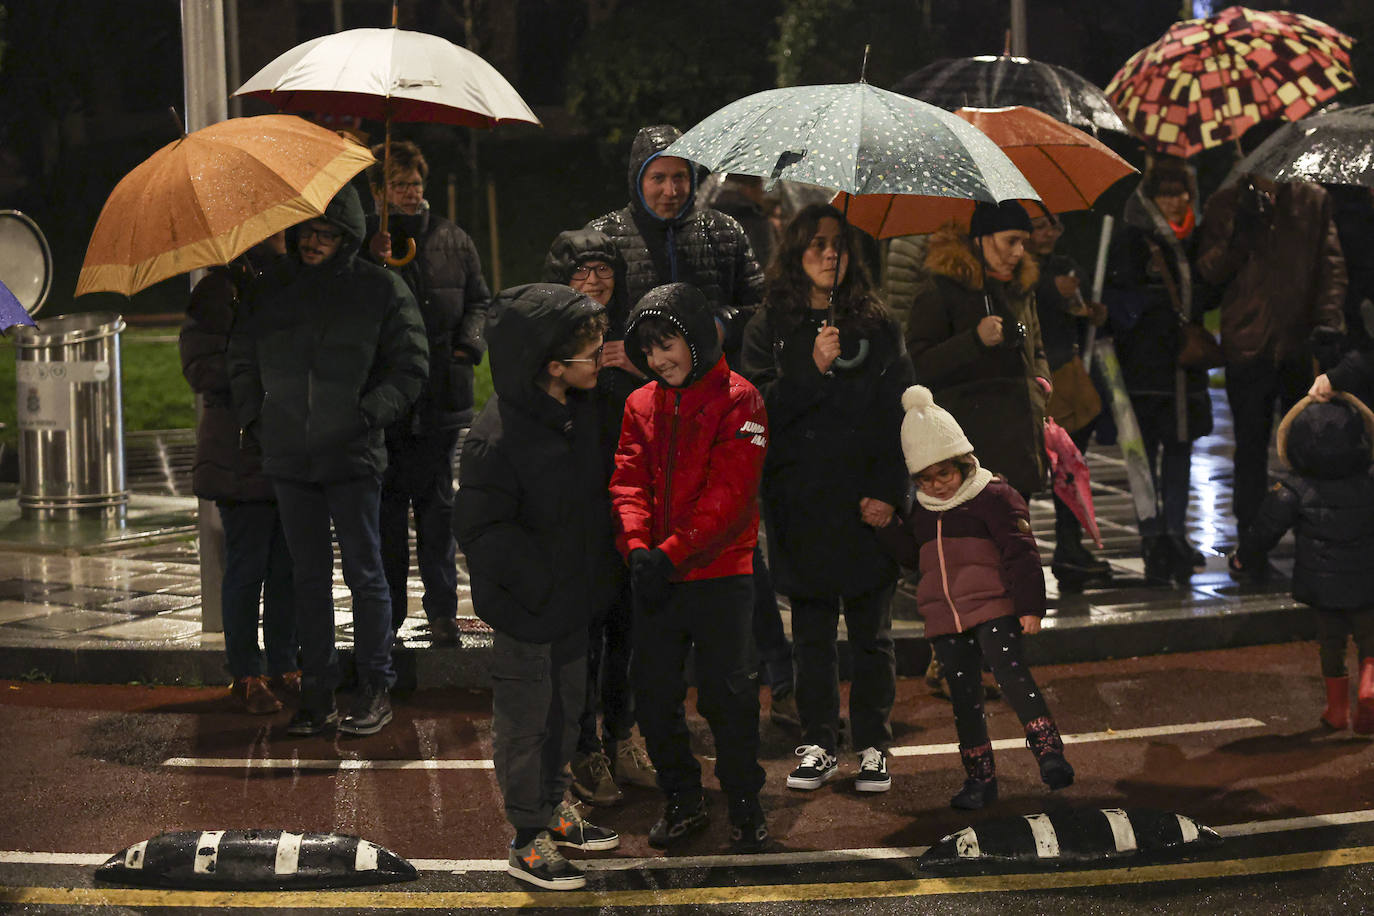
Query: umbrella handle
[[831, 337, 870, 370], [384, 237, 417, 268]]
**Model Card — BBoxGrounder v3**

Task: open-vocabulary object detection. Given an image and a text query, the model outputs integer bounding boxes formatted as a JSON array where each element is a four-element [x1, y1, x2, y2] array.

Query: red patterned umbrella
[[1106, 5, 1355, 159]]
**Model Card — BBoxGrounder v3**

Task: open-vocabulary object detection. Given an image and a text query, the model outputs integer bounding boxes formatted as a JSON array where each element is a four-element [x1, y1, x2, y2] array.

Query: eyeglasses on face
[[300, 225, 343, 243], [562, 345, 605, 365], [571, 263, 614, 281], [388, 180, 425, 191]]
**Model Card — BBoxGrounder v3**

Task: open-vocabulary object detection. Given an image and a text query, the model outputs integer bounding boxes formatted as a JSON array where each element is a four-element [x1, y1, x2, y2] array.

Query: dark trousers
[[752, 545, 794, 695], [380, 428, 460, 630], [1226, 357, 1312, 532], [790, 581, 897, 754], [933, 616, 1051, 750], [491, 628, 587, 830], [273, 475, 394, 707], [1137, 433, 1193, 538], [577, 581, 635, 755], [1315, 607, 1374, 677], [632, 575, 765, 799], [218, 501, 296, 680]]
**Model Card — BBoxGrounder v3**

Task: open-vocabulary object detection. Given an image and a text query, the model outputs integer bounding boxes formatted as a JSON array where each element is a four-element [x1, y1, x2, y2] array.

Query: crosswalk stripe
[[887, 717, 1265, 757]]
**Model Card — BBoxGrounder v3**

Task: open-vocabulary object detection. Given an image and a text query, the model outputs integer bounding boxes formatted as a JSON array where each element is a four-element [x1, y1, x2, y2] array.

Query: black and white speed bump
[[920, 808, 1222, 869], [95, 829, 417, 889]]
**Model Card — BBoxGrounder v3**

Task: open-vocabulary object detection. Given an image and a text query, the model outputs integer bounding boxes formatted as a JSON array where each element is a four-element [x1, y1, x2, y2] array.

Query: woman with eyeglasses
[[543, 228, 657, 806], [740, 203, 913, 795]]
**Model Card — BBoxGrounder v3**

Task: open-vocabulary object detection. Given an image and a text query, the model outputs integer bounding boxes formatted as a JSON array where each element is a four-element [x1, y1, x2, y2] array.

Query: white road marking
[[160, 757, 495, 770], [888, 717, 1266, 757], [1101, 808, 1138, 853], [4, 809, 1374, 871], [192, 830, 223, 875], [1023, 814, 1060, 858], [1177, 814, 1200, 843], [274, 832, 301, 876]]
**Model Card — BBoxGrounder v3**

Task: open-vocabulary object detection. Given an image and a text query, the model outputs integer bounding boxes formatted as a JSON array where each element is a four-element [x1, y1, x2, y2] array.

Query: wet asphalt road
[[2, 641, 1373, 914]]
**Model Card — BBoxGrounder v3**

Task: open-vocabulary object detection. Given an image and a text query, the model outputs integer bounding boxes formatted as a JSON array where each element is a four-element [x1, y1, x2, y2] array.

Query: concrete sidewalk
[[0, 400, 1305, 689]]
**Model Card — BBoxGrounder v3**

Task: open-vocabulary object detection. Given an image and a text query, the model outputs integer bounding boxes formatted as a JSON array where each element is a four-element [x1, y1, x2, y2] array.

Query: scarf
[[1167, 206, 1195, 241], [915, 457, 994, 512]]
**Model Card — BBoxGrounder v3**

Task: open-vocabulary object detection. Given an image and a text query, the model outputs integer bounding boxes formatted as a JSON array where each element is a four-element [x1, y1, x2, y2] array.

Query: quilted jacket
[[611, 283, 768, 581]]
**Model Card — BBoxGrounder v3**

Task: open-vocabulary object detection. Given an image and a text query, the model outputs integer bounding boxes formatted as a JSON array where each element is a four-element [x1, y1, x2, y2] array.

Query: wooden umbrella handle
[[379, 111, 417, 268]]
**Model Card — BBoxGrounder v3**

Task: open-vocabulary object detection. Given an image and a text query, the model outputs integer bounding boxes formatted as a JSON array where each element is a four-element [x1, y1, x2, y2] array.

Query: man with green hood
[[229, 185, 428, 738]]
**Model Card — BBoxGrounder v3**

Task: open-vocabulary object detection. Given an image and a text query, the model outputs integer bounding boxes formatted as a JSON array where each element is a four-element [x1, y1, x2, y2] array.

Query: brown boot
[[1354, 660, 1374, 736], [268, 670, 302, 701], [1322, 676, 1350, 730], [232, 676, 283, 715]]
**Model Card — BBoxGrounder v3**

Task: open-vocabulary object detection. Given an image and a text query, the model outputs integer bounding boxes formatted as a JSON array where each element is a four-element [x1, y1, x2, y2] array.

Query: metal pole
[[1009, 0, 1027, 56], [225, 0, 242, 118], [181, 0, 229, 635]]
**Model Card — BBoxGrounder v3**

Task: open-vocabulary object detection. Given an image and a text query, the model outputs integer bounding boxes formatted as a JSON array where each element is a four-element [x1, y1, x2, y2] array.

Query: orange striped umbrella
[[838, 106, 1136, 239], [77, 114, 374, 297]]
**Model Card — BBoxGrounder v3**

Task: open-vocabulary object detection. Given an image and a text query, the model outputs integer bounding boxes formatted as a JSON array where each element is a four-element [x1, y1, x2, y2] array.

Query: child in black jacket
[[1233, 392, 1374, 734]]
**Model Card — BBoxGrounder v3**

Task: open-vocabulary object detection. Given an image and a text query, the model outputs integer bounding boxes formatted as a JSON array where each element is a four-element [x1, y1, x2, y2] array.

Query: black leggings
[[1315, 607, 1374, 678], [932, 616, 1051, 750]]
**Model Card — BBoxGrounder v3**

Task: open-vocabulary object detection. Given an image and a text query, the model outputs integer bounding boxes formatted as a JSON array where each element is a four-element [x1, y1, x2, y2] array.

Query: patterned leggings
[[932, 615, 1051, 750]]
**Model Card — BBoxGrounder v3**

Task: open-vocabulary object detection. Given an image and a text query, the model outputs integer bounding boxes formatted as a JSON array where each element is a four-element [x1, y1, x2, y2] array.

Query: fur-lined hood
[[923, 222, 1040, 295]]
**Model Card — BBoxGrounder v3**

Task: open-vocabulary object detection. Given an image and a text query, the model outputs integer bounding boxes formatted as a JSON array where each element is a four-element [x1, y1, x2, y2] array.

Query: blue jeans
[[273, 475, 395, 708], [380, 428, 460, 630], [218, 501, 296, 679]]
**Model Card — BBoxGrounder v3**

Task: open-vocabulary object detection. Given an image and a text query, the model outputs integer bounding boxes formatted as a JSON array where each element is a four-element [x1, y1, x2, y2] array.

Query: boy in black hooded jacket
[[454, 283, 623, 891]]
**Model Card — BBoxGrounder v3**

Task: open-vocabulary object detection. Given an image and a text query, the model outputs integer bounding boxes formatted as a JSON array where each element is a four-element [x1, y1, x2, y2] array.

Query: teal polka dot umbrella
[[663, 81, 1038, 205]]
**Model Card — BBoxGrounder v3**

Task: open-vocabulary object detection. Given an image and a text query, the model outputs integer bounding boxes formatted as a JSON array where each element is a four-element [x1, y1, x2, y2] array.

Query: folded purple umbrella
[[0, 277, 36, 333]]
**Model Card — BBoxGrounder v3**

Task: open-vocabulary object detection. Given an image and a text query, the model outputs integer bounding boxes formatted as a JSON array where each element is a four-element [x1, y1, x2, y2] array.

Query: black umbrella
[[1229, 103, 1374, 189], [892, 55, 1128, 136]]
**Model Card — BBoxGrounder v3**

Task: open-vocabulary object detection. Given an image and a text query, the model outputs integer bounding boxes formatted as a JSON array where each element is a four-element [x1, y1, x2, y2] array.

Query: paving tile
[[41, 585, 144, 608], [83, 616, 205, 641], [103, 594, 200, 615], [0, 579, 61, 603], [0, 600, 56, 625], [10, 608, 138, 633], [125, 573, 202, 592]]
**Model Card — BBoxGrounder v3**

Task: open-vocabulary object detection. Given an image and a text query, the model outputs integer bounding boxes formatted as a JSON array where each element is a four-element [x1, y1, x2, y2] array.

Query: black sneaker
[[786, 744, 838, 790], [285, 704, 338, 736], [648, 792, 709, 849], [547, 801, 620, 851], [727, 794, 770, 853], [507, 831, 585, 890], [855, 746, 891, 793], [339, 686, 392, 736]]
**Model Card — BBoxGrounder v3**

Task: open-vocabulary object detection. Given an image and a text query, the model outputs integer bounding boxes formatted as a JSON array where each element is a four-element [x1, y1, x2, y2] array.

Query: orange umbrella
[[836, 105, 1137, 238], [77, 114, 375, 297]]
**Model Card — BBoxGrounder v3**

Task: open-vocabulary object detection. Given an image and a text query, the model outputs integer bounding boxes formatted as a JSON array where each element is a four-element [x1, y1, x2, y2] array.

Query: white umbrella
[[236, 16, 539, 265]]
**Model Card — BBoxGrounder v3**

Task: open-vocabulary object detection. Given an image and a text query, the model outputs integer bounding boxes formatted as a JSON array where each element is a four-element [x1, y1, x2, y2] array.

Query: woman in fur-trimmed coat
[[905, 203, 1051, 498]]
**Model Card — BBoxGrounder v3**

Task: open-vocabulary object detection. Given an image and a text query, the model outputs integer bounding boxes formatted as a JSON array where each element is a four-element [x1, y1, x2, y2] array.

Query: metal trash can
[[12, 312, 129, 519]]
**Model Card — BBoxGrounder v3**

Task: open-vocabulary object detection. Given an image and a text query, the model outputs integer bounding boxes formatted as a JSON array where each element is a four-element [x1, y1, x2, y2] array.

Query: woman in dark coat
[[905, 201, 1051, 500], [1102, 157, 1213, 584], [741, 203, 913, 793]]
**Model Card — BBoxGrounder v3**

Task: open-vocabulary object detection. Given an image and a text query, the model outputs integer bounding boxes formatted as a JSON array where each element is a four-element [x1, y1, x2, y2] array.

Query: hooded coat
[[543, 228, 645, 425], [180, 243, 279, 503], [586, 125, 765, 353], [364, 205, 491, 430], [611, 283, 768, 582], [740, 302, 912, 597], [905, 224, 1050, 495], [453, 284, 622, 643], [228, 185, 428, 484], [1242, 396, 1374, 610], [1102, 185, 1214, 442]]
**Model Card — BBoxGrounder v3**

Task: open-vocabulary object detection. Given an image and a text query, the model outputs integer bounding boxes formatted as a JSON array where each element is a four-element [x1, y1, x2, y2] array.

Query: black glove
[[629, 547, 675, 614], [1231, 179, 1272, 248], [1310, 326, 1345, 374]]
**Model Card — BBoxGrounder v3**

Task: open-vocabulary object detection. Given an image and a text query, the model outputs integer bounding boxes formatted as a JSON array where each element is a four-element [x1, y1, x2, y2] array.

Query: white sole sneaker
[[506, 861, 586, 890], [855, 774, 891, 793], [786, 763, 838, 790]]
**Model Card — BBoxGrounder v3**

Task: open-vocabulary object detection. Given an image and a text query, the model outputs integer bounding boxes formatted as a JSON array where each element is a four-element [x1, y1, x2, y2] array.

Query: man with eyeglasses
[[229, 184, 428, 738], [364, 140, 492, 648]]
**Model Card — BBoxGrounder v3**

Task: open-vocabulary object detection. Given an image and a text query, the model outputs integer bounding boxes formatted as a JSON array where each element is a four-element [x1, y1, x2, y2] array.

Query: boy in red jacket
[[611, 283, 770, 852]]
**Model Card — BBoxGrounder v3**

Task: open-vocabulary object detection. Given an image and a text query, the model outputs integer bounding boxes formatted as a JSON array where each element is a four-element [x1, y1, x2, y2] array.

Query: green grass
[[1, 326, 497, 448]]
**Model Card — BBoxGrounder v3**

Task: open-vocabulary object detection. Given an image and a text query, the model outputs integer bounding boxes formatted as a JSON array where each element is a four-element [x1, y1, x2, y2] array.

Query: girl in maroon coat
[[880, 385, 1073, 809]]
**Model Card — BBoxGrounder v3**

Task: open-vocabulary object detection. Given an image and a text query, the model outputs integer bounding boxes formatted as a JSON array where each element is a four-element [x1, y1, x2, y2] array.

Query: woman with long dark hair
[[741, 203, 913, 796]]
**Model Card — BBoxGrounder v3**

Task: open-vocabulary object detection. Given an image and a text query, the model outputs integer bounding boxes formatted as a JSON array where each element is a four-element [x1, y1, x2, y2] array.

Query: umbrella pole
[[829, 193, 852, 326], [380, 115, 417, 267]]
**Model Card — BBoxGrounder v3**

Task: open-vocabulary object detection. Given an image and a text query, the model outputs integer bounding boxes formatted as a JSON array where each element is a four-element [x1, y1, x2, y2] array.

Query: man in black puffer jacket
[[586, 124, 765, 358], [229, 184, 428, 739], [365, 141, 491, 645]]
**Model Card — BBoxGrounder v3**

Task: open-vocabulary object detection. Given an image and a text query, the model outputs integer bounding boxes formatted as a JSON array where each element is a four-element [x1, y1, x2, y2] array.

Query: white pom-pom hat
[[900, 385, 974, 474]]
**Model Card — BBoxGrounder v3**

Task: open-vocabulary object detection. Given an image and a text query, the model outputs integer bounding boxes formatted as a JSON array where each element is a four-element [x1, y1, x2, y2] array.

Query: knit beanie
[[969, 199, 1032, 238], [900, 385, 974, 474]]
